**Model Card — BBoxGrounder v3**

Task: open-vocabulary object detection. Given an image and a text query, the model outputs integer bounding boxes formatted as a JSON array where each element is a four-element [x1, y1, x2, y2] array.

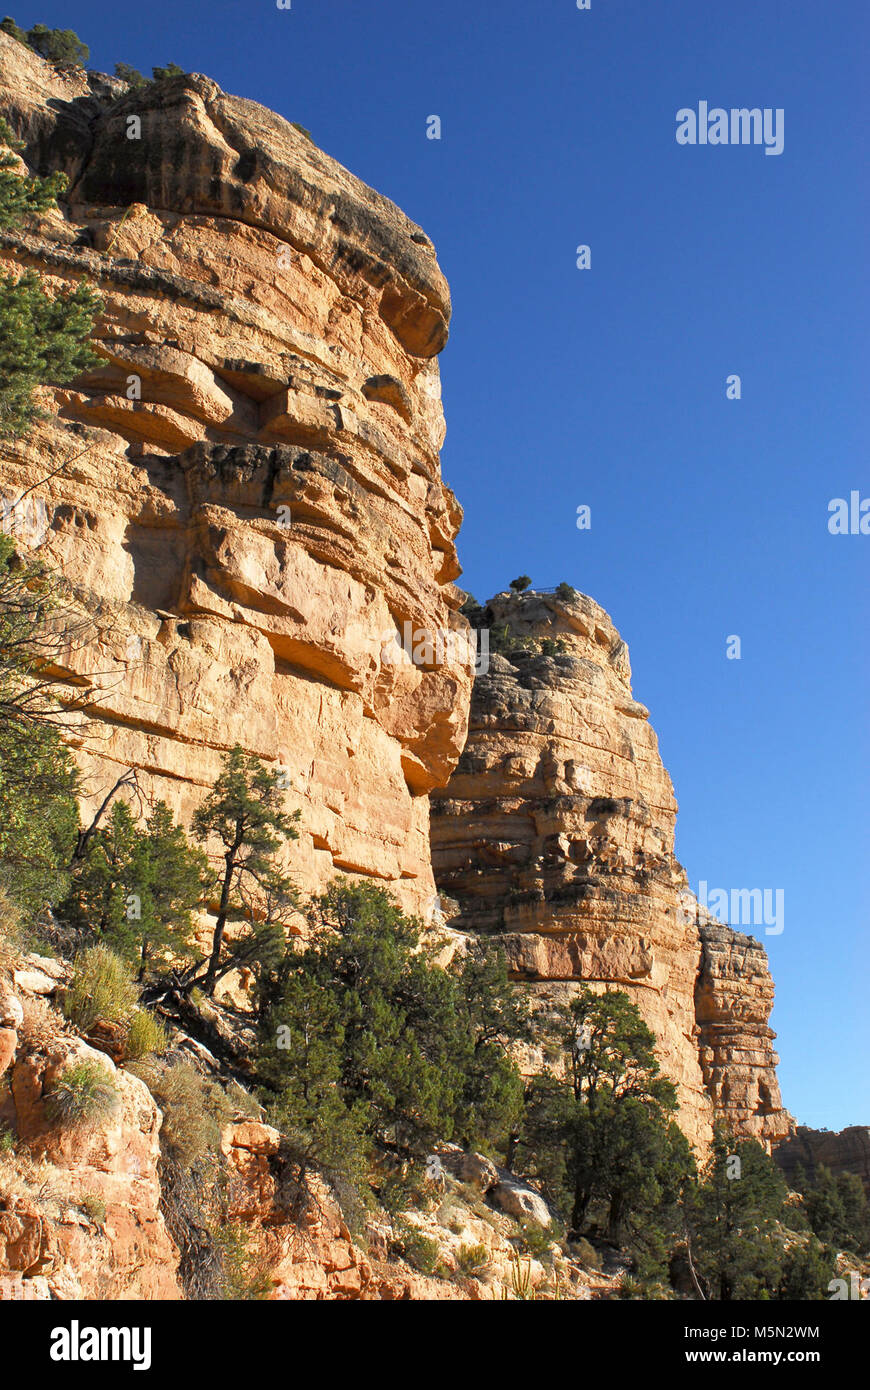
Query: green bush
[[79, 1191, 106, 1224], [60, 799, 207, 981], [777, 1238, 838, 1299], [800, 1165, 870, 1254], [555, 582, 577, 602], [125, 1008, 168, 1060], [210, 1223, 273, 1300], [0, 537, 81, 917], [0, 138, 100, 436], [0, 17, 26, 44], [509, 575, 532, 593], [517, 1219, 561, 1260], [392, 1220, 440, 1276], [260, 881, 526, 1176], [63, 945, 138, 1033], [45, 1060, 120, 1129], [113, 62, 149, 88], [456, 1241, 489, 1275], [132, 1059, 233, 1168]]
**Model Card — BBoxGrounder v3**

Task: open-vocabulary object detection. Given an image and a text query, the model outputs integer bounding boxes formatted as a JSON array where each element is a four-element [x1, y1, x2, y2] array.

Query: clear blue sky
[[22, 0, 868, 1129]]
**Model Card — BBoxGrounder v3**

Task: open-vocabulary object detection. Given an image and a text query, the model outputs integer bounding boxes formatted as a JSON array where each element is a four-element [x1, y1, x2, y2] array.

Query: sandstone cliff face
[[0, 30, 797, 1227], [431, 590, 792, 1149], [0, 33, 471, 920]]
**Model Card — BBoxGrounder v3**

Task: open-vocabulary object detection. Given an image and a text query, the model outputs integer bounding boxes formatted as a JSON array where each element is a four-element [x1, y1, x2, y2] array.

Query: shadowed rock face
[[0, 34, 471, 919], [774, 1127, 870, 1198], [431, 590, 792, 1150]]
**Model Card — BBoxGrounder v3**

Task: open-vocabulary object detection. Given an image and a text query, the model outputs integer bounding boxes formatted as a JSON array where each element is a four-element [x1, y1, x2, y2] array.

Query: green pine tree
[[60, 799, 208, 979], [684, 1128, 789, 1300], [23, 23, 88, 68], [0, 119, 100, 436], [191, 745, 300, 995], [0, 533, 78, 914], [518, 988, 686, 1241], [259, 880, 526, 1185]]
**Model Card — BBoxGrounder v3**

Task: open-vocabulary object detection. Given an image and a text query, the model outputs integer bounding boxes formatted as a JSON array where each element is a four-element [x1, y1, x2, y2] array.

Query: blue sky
[[20, 0, 868, 1129]]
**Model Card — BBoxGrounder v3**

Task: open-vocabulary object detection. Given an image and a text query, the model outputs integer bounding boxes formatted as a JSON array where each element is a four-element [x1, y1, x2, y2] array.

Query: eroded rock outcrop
[[0, 971, 180, 1299], [431, 589, 792, 1149], [0, 33, 471, 920]]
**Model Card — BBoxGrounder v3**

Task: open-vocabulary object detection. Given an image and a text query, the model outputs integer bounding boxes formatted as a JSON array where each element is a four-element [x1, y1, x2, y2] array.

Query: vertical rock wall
[[431, 590, 792, 1149], [0, 35, 472, 919]]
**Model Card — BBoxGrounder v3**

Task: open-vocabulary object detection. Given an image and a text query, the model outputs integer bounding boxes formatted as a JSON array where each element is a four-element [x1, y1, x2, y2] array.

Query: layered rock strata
[[431, 589, 792, 1150], [0, 33, 471, 919]]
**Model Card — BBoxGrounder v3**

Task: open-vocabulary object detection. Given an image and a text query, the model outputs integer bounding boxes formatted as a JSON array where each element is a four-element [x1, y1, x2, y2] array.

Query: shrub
[[125, 1008, 168, 1060], [60, 800, 207, 981], [0, 887, 22, 966], [79, 1191, 106, 1224], [517, 1219, 560, 1260], [260, 882, 525, 1169], [509, 575, 532, 593], [456, 1241, 489, 1275], [555, 582, 577, 602], [0, 258, 100, 436], [392, 1220, 440, 1276], [210, 1223, 273, 1300], [63, 945, 138, 1033], [152, 63, 186, 81], [114, 62, 149, 88], [571, 1235, 602, 1271], [133, 1059, 234, 1168], [0, 1123, 15, 1152], [45, 1060, 120, 1129], [0, 18, 26, 45], [777, 1238, 838, 1299]]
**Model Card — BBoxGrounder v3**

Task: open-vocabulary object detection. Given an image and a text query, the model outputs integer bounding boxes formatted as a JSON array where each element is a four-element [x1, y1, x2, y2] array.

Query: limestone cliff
[[0, 32, 471, 921], [431, 589, 792, 1150]]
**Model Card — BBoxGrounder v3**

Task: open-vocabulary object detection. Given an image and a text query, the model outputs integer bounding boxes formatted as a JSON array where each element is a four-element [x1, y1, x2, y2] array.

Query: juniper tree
[[683, 1129, 790, 1300], [517, 988, 687, 1239], [152, 63, 186, 82], [0, 533, 78, 912], [191, 745, 300, 995], [22, 23, 88, 68], [113, 62, 149, 89], [0, 118, 100, 436], [800, 1164, 869, 1254], [258, 881, 526, 1197], [60, 799, 208, 979]]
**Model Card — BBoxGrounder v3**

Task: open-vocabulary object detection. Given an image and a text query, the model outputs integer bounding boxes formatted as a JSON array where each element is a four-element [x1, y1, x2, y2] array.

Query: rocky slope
[[0, 32, 472, 923], [0, 945, 616, 1301], [0, 962, 180, 1299], [431, 589, 792, 1150]]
